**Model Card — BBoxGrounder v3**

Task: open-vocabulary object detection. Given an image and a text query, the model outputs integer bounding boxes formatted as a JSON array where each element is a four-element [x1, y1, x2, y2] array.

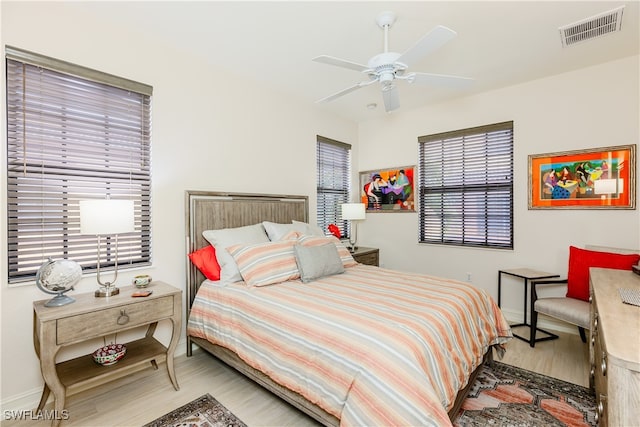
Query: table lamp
[[79, 199, 134, 297], [341, 203, 366, 252]]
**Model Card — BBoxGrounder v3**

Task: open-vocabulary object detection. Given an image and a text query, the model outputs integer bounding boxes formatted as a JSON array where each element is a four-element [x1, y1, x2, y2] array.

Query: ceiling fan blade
[[313, 55, 369, 73], [316, 82, 367, 103], [382, 86, 400, 113], [396, 25, 457, 68], [409, 72, 474, 88]]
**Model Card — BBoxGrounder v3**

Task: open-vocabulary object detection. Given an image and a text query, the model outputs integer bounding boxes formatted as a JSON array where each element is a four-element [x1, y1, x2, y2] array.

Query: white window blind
[[6, 46, 152, 284], [418, 121, 514, 249], [316, 136, 351, 237]]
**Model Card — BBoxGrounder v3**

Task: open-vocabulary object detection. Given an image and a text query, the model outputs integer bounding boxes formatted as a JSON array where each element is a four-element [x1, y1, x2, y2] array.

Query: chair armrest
[[531, 278, 568, 302]]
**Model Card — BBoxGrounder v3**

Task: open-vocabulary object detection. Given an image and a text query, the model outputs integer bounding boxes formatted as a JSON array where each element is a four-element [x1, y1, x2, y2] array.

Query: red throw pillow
[[188, 245, 221, 281], [567, 246, 640, 301]]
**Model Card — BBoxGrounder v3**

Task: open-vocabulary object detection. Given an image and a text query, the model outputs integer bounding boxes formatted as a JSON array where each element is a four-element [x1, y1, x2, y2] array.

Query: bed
[[185, 190, 512, 426]]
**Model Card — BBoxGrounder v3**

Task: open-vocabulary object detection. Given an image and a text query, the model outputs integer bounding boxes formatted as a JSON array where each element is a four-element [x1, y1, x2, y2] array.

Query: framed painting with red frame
[[528, 144, 636, 209]]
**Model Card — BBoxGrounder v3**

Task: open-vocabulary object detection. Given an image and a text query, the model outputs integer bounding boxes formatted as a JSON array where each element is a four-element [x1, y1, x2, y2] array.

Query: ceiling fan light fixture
[[379, 71, 394, 85], [312, 11, 473, 111]]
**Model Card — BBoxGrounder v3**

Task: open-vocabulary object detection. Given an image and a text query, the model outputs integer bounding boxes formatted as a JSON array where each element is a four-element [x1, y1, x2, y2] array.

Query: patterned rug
[[144, 362, 595, 427], [143, 393, 247, 427], [453, 361, 596, 426]]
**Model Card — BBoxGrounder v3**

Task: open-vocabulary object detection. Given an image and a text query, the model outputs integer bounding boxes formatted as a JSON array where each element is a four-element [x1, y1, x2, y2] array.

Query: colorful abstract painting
[[529, 145, 635, 209]]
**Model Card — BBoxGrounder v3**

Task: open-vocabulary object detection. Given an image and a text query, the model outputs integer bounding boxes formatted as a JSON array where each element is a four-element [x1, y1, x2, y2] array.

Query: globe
[[36, 258, 82, 307]]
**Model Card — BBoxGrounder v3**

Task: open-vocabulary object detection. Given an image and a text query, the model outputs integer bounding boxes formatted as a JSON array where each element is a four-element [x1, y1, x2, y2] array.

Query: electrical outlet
[[466, 272, 472, 282]]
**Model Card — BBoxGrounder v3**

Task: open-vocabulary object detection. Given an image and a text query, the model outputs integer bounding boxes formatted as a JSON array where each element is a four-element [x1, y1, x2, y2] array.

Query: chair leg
[[578, 326, 587, 343], [530, 310, 538, 347]]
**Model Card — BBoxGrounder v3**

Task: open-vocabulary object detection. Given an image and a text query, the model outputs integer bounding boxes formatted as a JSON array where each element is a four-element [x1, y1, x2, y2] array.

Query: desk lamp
[[79, 199, 134, 297]]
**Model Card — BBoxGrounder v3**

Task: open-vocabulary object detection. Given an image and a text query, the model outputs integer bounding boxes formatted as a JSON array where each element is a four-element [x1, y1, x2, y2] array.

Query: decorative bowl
[[92, 343, 127, 366], [133, 274, 152, 288]]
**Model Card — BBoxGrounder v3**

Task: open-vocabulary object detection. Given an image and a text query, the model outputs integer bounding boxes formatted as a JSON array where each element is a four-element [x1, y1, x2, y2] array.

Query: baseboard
[[500, 308, 581, 336], [1, 337, 189, 412]]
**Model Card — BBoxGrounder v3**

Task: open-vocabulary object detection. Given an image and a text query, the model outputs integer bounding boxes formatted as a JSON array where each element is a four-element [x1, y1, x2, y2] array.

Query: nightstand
[[351, 246, 379, 266], [33, 281, 181, 426]]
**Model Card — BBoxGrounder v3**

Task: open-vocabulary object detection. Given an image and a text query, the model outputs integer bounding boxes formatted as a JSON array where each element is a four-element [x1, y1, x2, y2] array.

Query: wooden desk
[[589, 268, 640, 426], [33, 281, 181, 426]]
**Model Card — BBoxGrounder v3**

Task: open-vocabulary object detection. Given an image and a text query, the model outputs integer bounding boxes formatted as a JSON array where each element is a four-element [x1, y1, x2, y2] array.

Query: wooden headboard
[[185, 191, 309, 308]]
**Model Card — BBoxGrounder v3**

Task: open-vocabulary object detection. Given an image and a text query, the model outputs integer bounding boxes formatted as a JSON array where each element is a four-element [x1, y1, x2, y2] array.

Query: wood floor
[[6, 328, 590, 427]]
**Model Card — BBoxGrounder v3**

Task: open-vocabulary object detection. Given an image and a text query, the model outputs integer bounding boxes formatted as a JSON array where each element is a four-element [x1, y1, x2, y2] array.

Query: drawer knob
[[117, 309, 130, 325], [601, 353, 607, 376]]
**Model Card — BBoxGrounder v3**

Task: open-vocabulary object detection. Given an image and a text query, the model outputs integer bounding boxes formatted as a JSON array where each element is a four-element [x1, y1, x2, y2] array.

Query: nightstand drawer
[[354, 252, 378, 266], [351, 247, 379, 266], [56, 295, 175, 344]]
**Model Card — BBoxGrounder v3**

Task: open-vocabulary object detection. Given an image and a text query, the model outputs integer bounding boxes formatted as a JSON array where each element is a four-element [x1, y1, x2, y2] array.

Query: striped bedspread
[[188, 265, 512, 426]]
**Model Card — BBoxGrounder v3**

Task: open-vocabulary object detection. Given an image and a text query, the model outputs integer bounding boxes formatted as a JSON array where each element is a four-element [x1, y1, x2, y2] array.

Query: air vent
[[559, 5, 625, 47]]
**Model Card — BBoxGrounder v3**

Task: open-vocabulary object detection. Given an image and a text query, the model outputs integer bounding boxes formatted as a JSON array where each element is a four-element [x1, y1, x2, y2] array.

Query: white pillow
[[202, 224, 269, 283], [262, 221, 305, 241], [292, 220, 325, 237]]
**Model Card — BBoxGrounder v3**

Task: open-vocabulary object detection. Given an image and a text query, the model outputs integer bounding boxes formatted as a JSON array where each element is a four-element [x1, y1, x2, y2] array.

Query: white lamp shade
[[341, 203, 366, 220], [79, 199, 135, 235]]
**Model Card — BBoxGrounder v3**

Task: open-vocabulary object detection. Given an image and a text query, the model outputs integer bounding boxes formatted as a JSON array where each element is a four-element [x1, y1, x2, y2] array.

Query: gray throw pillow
[[294, 243, 344, 283]]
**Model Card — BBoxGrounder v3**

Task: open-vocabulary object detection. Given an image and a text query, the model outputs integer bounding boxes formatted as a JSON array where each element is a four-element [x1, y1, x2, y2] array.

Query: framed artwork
[[359, 165, 415, 212], [528, 144, 636, 209]]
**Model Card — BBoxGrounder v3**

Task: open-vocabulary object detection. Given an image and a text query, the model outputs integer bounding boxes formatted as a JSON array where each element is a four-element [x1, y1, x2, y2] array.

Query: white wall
[[357, 55, 640, 323], [0, 2, 357, 408], [1, 0, 639, 412]]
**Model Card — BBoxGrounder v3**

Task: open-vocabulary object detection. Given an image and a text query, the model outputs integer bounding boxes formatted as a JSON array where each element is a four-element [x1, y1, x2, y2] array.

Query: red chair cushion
[[188, 245, 221, 281], [567, 245, 640, 301]]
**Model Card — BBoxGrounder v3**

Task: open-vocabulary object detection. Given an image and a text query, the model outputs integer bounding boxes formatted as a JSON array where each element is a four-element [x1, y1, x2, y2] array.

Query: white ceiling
[[72, 1, 639, 122]]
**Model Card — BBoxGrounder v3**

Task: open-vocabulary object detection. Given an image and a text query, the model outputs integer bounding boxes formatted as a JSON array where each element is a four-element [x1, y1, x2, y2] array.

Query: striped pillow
[[227, 240, 300, 287], [297, 235, 358, 267], [280, 230, 303, 241]]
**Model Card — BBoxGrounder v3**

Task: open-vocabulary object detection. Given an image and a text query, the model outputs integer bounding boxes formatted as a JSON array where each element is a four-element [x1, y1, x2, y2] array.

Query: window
[[418, 121, 514, 249], [6, 46, 152, 284], [316, 136, 351, 237]]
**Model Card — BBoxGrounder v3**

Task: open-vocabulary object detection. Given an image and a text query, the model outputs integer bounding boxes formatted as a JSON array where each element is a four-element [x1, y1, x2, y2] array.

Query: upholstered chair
[[529, 245, 640, 348]]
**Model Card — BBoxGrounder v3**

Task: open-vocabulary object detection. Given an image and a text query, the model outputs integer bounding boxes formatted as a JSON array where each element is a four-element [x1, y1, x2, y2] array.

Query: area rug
[[453, 361, 596, 426], [145, 362, 595, 427], [143, 393, 247, 427]]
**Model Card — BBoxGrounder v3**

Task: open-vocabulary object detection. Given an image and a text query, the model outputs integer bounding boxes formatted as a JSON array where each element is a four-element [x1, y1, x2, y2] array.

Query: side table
[[498, 268, 559, 344], [350, 247, 379, 266], [33, 281, 181, 426]]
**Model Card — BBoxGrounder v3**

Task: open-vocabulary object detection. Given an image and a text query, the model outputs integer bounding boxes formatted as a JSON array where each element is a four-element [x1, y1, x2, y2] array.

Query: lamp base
[[95, 286, 120, 297]]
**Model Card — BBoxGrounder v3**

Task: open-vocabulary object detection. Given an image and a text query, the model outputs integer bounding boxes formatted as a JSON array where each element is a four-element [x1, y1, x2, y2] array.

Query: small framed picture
[[359, 166, 416, 212]]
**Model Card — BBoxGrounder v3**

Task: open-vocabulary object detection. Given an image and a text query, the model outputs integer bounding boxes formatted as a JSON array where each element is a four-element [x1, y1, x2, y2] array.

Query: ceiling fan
[[313, 11, 473, 113]]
